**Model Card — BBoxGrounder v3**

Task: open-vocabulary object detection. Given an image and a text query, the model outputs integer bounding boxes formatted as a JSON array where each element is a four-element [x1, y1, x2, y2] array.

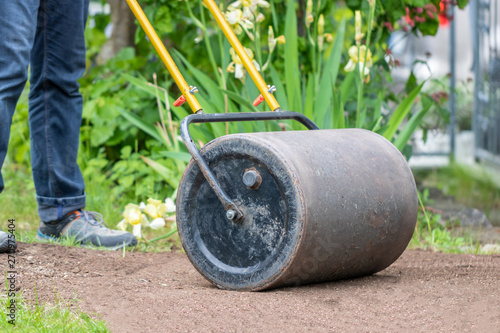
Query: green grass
[[0, 162, 179, 253], [409, 190, 500, 255], [0, 292, 109, 332]]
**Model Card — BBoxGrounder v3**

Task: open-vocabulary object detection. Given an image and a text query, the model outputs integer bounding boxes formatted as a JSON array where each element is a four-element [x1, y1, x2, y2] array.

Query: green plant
[[0, 290, 109, 332], [409, 189, 499, 254], [162, 0, 432, 152]]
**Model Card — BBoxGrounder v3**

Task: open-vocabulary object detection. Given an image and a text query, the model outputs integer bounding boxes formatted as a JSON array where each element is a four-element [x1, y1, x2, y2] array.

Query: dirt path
[[2, 243, 499, 332]]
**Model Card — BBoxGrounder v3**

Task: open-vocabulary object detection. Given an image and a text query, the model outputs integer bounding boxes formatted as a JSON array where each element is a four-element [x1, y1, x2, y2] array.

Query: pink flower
[[384, 21, 394, 32], [414, 16, 426, 23], [425, 4, 437, 13]]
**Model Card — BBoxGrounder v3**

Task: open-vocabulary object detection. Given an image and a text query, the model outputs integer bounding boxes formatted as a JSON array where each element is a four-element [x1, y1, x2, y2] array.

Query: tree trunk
[[97, 0, 136, 64]]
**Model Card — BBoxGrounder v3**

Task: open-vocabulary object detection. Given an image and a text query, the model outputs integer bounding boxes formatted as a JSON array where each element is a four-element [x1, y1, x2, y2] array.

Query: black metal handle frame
[[180, 111, 319, 222]]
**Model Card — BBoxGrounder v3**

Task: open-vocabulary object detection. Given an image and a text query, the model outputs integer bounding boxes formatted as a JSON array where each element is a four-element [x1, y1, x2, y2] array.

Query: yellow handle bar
[[126, 0, 202, 113]]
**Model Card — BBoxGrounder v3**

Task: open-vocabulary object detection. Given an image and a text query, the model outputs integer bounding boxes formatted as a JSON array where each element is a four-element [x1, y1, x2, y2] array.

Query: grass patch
[[0, 291, 109, 332], [409, 189, 500, 254]]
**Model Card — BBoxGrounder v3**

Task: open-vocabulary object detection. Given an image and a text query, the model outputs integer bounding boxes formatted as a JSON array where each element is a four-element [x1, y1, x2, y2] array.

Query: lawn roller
[[126, 0, 418, 291]]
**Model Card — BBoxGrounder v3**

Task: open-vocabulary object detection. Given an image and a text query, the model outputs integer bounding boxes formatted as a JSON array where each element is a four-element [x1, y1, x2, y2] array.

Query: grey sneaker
[[0, 229, 17, 253], [36, 210, 137, 250]]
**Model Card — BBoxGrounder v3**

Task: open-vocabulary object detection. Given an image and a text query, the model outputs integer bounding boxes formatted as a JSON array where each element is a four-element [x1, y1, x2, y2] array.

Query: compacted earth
[[1, 242, 499, 332]]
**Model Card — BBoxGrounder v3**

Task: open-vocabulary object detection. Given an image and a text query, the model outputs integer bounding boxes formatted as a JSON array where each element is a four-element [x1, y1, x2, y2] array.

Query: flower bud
[[355, 11, 364, 43], [268, 25, 276, 52], [318, 14, 325, 36], [276, 35, 286, 44], [305, 0, 313, 28]]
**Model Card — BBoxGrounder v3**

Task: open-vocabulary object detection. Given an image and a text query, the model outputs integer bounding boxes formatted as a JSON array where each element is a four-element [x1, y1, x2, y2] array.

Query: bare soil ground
[[2, 242, 499, 333]]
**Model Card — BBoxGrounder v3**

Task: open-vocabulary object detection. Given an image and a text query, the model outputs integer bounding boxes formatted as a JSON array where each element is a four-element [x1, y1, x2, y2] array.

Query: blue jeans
[[0, 0, 90, 222]]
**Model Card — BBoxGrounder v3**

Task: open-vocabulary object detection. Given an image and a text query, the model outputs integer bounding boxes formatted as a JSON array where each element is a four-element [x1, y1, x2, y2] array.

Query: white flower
[[165, 198, 176, 213], [149, 218, 166, 230], [133, 224, 142, 238], [229, 0, 269, 20], [120, 203, 150, 238], [344, 45, 373, 81], [123, 204, 143, 225], [224, 9, 253, 35], [116, 219, 128, 231], [227, 47, 260, 79], [143, 198, 167, 219]]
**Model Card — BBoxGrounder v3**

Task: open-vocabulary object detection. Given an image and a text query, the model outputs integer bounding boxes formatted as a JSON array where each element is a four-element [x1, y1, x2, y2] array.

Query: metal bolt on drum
[[176, 112, 418, 291]]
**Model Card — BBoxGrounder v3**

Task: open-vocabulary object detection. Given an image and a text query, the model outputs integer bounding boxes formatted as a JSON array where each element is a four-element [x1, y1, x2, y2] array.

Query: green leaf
[[405, 72, 417, 94], [121, 73, 167, 104], [371, 116, 383, 132], [116, 107, 162, 142], [314, 18, 346, 125], [393, 103, 432, 151], [332, 90, 345, 129], [140, 156, 179, 188], [304, 74, 315, 120], [383, 82, 424, 141], [154, 6, 173, 34], [418, 19, 439, 36], [220, 89, 258, 112], [406, 0, 427, 7], [374, 92, 383, 120], [284, 0, 301, 111], [340, 71, 357, 102], [90, 125, 114, 147], [120, 146, 132, 159], [269, 66, 289, 110], [159, 151, 192, 163], [457, 0, 468, 9]]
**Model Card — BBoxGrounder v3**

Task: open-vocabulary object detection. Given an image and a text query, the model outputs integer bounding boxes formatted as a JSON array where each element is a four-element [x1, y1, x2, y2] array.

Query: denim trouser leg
[[0, 0, 90, 222], [0, 1, 39, 192]]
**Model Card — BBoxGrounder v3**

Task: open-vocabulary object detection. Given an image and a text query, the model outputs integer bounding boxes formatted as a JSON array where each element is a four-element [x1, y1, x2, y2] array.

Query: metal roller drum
[[177, 128, 418, 291]]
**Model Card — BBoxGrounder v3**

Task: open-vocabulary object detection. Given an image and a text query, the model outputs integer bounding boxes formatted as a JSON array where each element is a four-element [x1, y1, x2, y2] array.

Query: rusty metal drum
[[177, 128, 418, 291]]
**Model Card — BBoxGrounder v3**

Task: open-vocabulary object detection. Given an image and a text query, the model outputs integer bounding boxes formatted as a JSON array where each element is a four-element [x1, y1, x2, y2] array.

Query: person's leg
[[28, 0, 89, 222], [0, 0, 40, 253], [0, 1, 39, 194], [30, 0, 136, 249]]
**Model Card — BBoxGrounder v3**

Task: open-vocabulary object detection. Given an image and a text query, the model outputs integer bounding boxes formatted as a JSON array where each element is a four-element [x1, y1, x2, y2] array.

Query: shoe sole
[[36, 230, 134, 251]]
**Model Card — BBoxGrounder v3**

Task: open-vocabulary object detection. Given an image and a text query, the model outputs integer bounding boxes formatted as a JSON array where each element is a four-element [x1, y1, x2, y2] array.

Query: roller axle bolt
[[243, 169, 262, 189], [226, 210, 236, 220]]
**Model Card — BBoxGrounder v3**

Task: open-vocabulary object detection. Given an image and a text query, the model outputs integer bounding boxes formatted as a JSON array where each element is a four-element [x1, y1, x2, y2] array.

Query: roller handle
[[179, 111, 319, 222]]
